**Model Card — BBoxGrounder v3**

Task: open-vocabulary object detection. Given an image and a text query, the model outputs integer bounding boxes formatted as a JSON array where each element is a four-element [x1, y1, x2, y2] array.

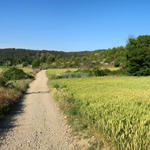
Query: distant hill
[[0, 47, 124, 67], [0, 48, 104, 58]]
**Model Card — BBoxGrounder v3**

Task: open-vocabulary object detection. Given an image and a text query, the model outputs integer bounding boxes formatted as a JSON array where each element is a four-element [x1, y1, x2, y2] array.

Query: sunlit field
[[47, 69, 150, 149], [47, 68, 77, 77], [21, 67, 33, 73]]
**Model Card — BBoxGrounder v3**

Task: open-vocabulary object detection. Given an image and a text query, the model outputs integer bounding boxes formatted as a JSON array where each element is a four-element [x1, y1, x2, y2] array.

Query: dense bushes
[[51, 68, 125, 79], [89, 68, 111, 76], [0, 67, 34, 118], [3, 67, 33, 81], [32, 59, 40, 68], [0, 67, 33, 87], [0, 77, 7, 87]]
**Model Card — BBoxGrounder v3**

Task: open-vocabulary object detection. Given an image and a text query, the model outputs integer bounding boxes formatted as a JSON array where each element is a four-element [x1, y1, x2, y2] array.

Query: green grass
[[21, 67, 33, 73], [102, 67, 120, 71], [47, 68, 77, 78], [47, 69, 150, 149]]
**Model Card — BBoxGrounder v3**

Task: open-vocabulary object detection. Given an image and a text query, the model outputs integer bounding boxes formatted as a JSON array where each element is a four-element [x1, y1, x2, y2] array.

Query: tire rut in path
[[0, 70, 78, 150]]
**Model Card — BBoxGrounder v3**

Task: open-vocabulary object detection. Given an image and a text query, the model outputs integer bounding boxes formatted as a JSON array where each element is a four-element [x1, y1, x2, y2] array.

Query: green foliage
[[40, 54, 47, 63], [0, 77, 7, 87], [46, 55, 55, 64], [126, 35, 150, 76], [2, 67, 33, 81], [22, 61, 28, 67], [90, 68, 111, 76], [0, 46, 126, 68], [32, 59, 40, 68], [114, 58, 120, 67], [54, 71, 90, 79]]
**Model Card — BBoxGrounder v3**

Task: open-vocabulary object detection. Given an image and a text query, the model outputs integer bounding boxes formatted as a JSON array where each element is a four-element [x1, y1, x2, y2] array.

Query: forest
[[1, 35, 150, 76]]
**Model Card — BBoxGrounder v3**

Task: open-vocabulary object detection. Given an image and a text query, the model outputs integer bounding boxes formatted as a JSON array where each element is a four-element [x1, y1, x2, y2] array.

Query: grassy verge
[[0, 79, 32, 118], [47, 69, 150, 150], [0, 67, 35, 118]]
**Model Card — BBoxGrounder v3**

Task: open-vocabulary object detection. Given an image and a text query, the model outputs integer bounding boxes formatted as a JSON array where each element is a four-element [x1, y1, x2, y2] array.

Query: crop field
[[47, 69, 150, 149]]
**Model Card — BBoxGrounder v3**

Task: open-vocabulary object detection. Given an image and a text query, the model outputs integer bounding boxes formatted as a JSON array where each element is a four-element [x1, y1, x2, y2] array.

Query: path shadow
[[0, 96, 25, 137]]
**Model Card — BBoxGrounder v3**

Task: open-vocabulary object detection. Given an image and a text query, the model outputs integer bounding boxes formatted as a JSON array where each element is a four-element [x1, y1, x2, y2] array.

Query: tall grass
[[0, 79, 32, 117], [47, 69, 150, 149], [0, 67, 34, 118]]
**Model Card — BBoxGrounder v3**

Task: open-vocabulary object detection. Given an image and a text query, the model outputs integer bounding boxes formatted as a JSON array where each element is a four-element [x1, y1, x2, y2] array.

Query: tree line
[[1, 35, 150, 76]]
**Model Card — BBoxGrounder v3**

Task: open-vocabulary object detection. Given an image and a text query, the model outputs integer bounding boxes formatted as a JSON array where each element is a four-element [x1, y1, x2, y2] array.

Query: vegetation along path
[[0, 70, 78, 150]]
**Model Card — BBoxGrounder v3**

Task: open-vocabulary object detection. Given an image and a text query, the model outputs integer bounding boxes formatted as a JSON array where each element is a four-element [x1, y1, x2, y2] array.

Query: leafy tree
[[46, 55, 55, 64], [126, 35, 150, 76], [32, 59, 40, 68], [40, 54, 47, 63], [22, 61, 28, 67]]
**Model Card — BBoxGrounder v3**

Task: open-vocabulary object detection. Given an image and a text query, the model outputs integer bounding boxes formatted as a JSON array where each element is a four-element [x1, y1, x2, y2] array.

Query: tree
[[125, 35, 150, 76], [46, 55, 55, 64], [22, 61, 28, 67], [32, 59, 40, 68], [40, 54, 47, 63]]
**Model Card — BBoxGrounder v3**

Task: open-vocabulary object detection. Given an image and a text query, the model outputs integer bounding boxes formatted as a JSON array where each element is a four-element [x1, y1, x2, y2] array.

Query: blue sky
[[0, 0, 150, 51]]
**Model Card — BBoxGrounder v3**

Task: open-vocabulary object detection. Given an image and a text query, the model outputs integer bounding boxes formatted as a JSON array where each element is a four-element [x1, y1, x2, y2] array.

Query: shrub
[[90, 68, 107, 76], [32, 59, 40, 68], [114, 58, 120, 67], [0, 77, 7, 87], [22, 61, 28, 67], [2, 67, 33, 81]]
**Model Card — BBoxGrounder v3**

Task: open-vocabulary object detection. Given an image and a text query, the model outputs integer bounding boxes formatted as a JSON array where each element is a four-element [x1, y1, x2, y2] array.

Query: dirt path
[[0, 70, 79, 150]]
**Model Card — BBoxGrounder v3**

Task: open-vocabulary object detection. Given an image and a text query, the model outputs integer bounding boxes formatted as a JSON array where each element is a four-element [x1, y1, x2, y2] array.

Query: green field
[[21, 67, 33, 73], [47, 69, 150, 149]]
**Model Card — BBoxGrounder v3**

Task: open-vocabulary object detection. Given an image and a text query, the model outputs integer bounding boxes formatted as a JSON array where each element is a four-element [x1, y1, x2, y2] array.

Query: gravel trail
[[0, 70, 78, 150]]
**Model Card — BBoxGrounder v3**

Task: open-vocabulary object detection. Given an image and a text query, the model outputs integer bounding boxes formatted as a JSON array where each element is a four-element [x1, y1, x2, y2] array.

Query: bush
[[2, 67, 33, 81], [114, 58, 120, 67], [22, 61, 28, 67], [0, 77, 7, 87], [32, 59, 40, 68], [90, 68, 109, 76]]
